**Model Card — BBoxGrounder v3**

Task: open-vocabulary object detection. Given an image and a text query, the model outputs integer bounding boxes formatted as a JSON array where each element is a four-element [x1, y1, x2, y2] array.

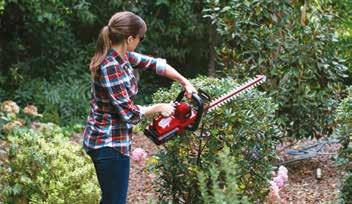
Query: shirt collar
[[108, 48, 127, 64]]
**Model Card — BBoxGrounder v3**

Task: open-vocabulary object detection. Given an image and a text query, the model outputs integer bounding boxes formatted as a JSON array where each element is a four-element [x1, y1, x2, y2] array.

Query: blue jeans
[[88, 147, 130, 204]]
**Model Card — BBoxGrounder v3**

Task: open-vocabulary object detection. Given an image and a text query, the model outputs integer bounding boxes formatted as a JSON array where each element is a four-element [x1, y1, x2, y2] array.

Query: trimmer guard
[[144, 127, 178, 145]]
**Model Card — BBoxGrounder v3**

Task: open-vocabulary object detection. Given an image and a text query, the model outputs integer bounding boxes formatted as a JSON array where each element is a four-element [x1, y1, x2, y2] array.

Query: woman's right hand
[[158, 103, 175, 117], [141, 103, 175, 117]]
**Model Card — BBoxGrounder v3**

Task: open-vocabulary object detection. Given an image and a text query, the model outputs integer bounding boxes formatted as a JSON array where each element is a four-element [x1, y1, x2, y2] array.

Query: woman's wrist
[[164, 64, 189, 87], [178, 77, 190, 87], [142, 104, 162, 117]]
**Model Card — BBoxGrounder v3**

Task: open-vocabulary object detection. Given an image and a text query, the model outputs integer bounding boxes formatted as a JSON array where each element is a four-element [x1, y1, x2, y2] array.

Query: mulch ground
[[276, 139, 345, 203], [128, 135, 346, 204], [128, 133, 161, 204]]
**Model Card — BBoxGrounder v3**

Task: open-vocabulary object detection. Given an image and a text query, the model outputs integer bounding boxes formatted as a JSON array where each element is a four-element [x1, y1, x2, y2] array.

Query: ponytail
[[89, 26, 111, 78]]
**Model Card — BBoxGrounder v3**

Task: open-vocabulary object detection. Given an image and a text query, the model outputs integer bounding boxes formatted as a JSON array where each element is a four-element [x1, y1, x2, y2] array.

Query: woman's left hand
[[183, 81, 197, 99]]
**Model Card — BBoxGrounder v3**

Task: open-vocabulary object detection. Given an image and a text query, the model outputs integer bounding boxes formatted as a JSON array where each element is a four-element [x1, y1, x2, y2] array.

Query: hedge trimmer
[[144, 75, 266, 145]]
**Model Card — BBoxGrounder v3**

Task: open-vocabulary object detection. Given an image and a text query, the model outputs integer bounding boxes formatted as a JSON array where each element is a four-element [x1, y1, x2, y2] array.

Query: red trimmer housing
[[145, 75, 266, 145], [144, 90, 210, 145]]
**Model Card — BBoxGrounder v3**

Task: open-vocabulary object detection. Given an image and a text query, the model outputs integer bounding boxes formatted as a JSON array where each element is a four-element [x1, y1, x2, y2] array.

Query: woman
[[83, 11, 196, 204]]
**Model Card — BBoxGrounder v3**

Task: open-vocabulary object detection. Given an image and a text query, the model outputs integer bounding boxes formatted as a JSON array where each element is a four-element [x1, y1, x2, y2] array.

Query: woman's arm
[[163, 64, 197, 98], [139, 103, 175, 117], [100, 64, 143, 124], [128, 52, 197, 97]]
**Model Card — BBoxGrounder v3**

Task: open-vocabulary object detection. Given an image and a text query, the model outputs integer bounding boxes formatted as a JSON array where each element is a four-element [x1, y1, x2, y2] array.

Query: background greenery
[[0, 0, 352, 203]]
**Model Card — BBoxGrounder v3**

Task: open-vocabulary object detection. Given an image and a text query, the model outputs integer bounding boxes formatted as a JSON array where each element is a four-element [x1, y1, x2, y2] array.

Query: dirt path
[[128, 135, 345, 203]]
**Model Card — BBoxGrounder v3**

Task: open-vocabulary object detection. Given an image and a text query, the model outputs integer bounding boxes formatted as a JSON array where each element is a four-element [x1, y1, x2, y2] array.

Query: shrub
[[198, 146, 250, 204], [0, 125, 100, 203], [335, 87, 352, 154], [203, 0, 347, 138], [145, 76, 279, 202], [334, 87, 352, 203], [0, 101, 99, 203], [342, 174, 352, 203]]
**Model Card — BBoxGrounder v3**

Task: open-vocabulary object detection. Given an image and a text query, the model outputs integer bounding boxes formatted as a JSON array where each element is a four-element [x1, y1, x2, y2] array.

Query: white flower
[[0, 100, 20, 114], [277, 165, 288, 182], [23, 105, 42, 117]]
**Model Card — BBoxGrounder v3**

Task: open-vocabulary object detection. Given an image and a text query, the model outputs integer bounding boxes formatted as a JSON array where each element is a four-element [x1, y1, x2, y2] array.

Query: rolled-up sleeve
[[128, 51, 167, 75], [100, 64, 143, 124]]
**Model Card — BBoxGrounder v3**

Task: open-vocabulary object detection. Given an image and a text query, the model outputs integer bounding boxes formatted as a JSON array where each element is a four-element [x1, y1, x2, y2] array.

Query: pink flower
[[148, 173, 157, 180], [131, 148, 147, 164], [278, 165, 288, 174], [273, 176, 285, 188], [268, 181, 281, 201], [267, 166, 289, 203], [272, 166, 288, 188], [277, 165, 288, 182]]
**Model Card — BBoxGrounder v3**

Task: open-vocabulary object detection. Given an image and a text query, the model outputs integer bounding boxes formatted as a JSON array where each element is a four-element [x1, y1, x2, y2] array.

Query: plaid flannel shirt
[[83, 49, 167, 156]]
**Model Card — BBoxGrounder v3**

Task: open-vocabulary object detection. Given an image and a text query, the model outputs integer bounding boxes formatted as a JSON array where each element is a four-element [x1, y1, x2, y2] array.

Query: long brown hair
[[89, 11, 147, 77]]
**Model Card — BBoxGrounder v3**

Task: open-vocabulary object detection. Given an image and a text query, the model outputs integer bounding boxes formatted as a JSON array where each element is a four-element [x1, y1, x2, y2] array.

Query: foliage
[[333, 86, 352, 203], [11, 47, 92, 125], [0, 0, 94, 78], [198, 146, 250, 204], [0, 0, 96, 124], [0, 130, 100, 203], [203, 0, 347, 138], [0, 0, 4, 14], [145, 76, 279, 202], [0, 102, 100, 203], [341, 174, 352, 203], [335, 0, 352, 83], [334, 87, 352, 156]]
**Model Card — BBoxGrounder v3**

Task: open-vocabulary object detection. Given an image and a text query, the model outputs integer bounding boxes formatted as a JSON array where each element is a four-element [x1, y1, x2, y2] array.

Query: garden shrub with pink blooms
[[145, 76, 280, 202]]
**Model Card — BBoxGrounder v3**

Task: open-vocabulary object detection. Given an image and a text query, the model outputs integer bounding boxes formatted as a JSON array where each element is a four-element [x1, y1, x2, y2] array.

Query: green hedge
[[144, 76, 279, 202], [334, 87, 352, 202]]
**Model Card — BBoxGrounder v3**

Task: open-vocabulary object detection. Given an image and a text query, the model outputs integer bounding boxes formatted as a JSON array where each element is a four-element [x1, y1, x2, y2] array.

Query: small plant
[[198, 146, 250, 204]]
